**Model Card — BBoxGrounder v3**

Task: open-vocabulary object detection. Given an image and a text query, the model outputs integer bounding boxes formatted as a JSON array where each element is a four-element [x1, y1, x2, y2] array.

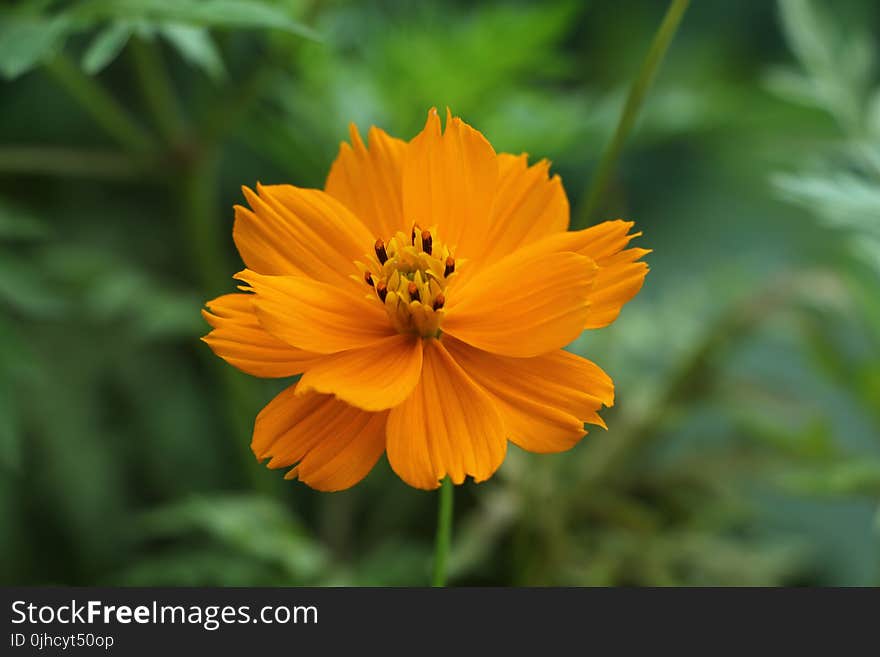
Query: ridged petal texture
[[386, 340, 507, 489]]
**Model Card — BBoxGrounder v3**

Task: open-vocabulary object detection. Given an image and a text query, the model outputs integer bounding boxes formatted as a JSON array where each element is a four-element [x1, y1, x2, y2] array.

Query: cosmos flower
[[202, 108, 649, 491]]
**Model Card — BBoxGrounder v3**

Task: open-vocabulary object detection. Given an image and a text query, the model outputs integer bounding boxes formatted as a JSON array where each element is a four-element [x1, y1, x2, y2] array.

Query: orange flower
[[202, 108, 649, 491]]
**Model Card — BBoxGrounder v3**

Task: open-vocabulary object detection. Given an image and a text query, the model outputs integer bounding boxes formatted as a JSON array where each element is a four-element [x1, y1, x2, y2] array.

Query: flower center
[[358, 225, 455, 338]]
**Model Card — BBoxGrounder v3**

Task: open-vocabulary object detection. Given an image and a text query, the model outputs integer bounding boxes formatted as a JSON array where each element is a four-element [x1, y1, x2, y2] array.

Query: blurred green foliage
[[0, 0, 878, 586]]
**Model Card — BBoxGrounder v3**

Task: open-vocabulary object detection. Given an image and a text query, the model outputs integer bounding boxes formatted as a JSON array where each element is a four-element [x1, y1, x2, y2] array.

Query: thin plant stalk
[[0, 147, 144, 180], [44, 55, 154, 154], [129, 37, 184, 142], [432, 478, 454, 586], [576, 0, 691, 228], [43, 44, 267, 492], [179, 151, 273, 494]]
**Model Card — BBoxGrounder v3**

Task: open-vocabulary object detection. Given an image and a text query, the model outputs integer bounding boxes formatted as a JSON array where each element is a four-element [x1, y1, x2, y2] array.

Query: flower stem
[[431, 477, 454, 586], [129, 37, 184, 143], [179, 150, 273, 494], [0, 146, 146, 180], [179, 148, 227, 295], [575, 0, 691, 228], [43, 54, 154, 155]]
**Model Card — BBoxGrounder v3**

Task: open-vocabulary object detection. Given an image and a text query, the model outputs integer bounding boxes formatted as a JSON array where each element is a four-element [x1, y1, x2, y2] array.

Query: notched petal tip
[[348, 122, 365, 148], [251, 388, 387, 491], [232, 268, 257, 286], [238, 186, 262, 212], [326, 121, 407, 239], [418, 107, 442, 137], [201, 291, 319, 378]]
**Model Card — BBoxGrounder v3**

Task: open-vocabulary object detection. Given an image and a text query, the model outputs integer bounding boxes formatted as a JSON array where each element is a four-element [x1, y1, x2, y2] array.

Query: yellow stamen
[[361, 227, 455, 337]]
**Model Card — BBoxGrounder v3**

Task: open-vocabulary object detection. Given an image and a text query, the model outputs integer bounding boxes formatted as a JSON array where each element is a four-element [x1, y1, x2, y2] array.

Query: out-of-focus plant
[[0, 0, 322, 585], [436, 0, 880, 587], [249, 0, 725, 190], [769, 0, 880, 524], [771, 0, 880, 273], [0, 0, 318, 81], [2, 0, 879, 587]]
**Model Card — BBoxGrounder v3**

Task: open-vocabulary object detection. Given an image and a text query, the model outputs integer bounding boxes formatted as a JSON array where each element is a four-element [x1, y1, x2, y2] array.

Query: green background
[[1, 0, 879, 586]]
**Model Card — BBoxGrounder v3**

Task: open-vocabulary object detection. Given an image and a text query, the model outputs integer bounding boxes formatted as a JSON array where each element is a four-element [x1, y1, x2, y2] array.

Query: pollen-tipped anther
[[407, 281, 420, 303], [374, 239, 388, 264], [363, 228, 453, 337]]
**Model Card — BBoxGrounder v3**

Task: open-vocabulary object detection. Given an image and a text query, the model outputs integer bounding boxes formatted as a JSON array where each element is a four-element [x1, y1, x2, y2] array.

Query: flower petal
[[238, 269, 394, 354], [576, 220, 650, 329], [444, 337, 614, 453], [201, 293, 318, 377], [296, 334, 423, 411], [325, 124, 407, 239], [233, 183, 373, 285], [481, 153, 569, 266], [386, 339, 506, 489], [443, 250, 597, 358], [252, 387, 387, 492], [403, 108, 497, 260], [463, 219, 649, 329]]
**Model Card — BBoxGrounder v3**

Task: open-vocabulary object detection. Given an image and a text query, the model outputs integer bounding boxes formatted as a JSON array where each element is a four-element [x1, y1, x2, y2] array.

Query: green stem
[[431, 477, 454, 587], [575, 0, 691, 228], [43, 55, 154, 154], [129, 37, 184, 143], [0, 146, 146, 180], [180, 149, 227, 294], [179, 151, 272, 493], [202, 64, 276, 142]]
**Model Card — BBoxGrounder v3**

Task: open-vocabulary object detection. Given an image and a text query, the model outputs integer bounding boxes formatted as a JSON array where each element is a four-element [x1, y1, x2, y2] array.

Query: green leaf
[[763, 67, 824, 109], [74, 0, 320, 41], [0, 320, 27, 472], [81, 21, 132, 74], [137, 494, 328, 582], [0, 201, 50, 241], [33, 244, 203, 338], [774, 173, 880, 236], [778, 0, 838, 75], [776, 0, 874, 127], [160, 23, 226, 81], [0, 251, 66, 318], [0, 379, 21, 471], [0, 14, 73, 79], [780, 461, 880, 496], [867, 88, 880, 139]]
